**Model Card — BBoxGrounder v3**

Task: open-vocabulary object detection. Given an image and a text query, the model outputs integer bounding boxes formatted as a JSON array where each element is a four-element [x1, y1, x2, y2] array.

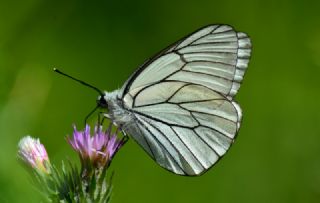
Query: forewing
[[120, 24, 251, 99], [124, 84, 241, 176]]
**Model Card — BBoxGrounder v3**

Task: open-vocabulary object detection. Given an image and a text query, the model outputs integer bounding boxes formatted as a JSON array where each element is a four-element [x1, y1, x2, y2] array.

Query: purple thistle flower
[[67, 124, 124, 170], [18, 136, 51, 174]]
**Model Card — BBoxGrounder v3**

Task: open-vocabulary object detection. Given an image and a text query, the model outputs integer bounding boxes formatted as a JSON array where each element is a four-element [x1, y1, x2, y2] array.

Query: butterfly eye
[[97, 96, 108, 108]]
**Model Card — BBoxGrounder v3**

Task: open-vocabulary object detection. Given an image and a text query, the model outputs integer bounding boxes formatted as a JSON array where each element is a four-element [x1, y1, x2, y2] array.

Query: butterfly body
[[95, 24, 251, 176]]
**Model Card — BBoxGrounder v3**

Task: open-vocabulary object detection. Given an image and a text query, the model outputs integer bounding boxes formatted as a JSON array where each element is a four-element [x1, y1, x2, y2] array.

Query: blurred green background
[[1, 0, 320, 202]]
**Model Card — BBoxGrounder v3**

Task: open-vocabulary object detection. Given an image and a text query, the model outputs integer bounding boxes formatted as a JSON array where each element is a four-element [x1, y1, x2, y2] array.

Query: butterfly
[[55, 24, 251, 176]]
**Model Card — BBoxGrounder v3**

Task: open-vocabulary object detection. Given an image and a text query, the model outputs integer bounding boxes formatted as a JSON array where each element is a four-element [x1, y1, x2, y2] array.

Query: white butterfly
[[56, 24, 251, 176]]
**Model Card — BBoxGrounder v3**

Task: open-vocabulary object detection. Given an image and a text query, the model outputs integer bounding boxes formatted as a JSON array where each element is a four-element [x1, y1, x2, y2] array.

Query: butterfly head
[[97, 94, 108, 109]]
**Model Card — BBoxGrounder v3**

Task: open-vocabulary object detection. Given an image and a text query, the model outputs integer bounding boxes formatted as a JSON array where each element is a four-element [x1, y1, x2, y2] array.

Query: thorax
[[103, 90, 133, 127]]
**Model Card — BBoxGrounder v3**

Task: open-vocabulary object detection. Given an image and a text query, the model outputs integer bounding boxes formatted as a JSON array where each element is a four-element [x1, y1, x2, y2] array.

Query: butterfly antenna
[[53, 68, 104, 96]]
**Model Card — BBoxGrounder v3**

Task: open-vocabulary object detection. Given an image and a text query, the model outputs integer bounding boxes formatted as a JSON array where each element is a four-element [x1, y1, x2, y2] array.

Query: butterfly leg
[[101, 112, 118, 128], [103, 113, 119, 128], [99, 112, 129, 142], [98, 112, 106, 126], [96, 111, 112, 132], [96, 112, 103, 131], [84, 105, 100, 126], [114, 123, 129, 143], [119, 126, 129, 144], [103, 113, 111, 119]]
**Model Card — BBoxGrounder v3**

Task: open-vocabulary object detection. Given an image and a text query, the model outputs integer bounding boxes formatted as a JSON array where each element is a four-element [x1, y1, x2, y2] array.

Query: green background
[[1, 0, 320, 202]]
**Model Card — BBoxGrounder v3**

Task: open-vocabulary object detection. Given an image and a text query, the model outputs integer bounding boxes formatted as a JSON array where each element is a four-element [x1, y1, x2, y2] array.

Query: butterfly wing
[[120, 24, 251, 99], [120, 24, 251, 175]]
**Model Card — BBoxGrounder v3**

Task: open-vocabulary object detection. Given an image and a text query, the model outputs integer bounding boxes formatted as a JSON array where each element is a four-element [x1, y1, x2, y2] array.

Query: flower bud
[[18, 136, 51, 174]]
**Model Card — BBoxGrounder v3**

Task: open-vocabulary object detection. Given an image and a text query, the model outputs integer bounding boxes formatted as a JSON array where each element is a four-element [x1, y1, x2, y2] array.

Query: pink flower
[[67, 124, 124, 169], [18, 136, 51, 174]]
